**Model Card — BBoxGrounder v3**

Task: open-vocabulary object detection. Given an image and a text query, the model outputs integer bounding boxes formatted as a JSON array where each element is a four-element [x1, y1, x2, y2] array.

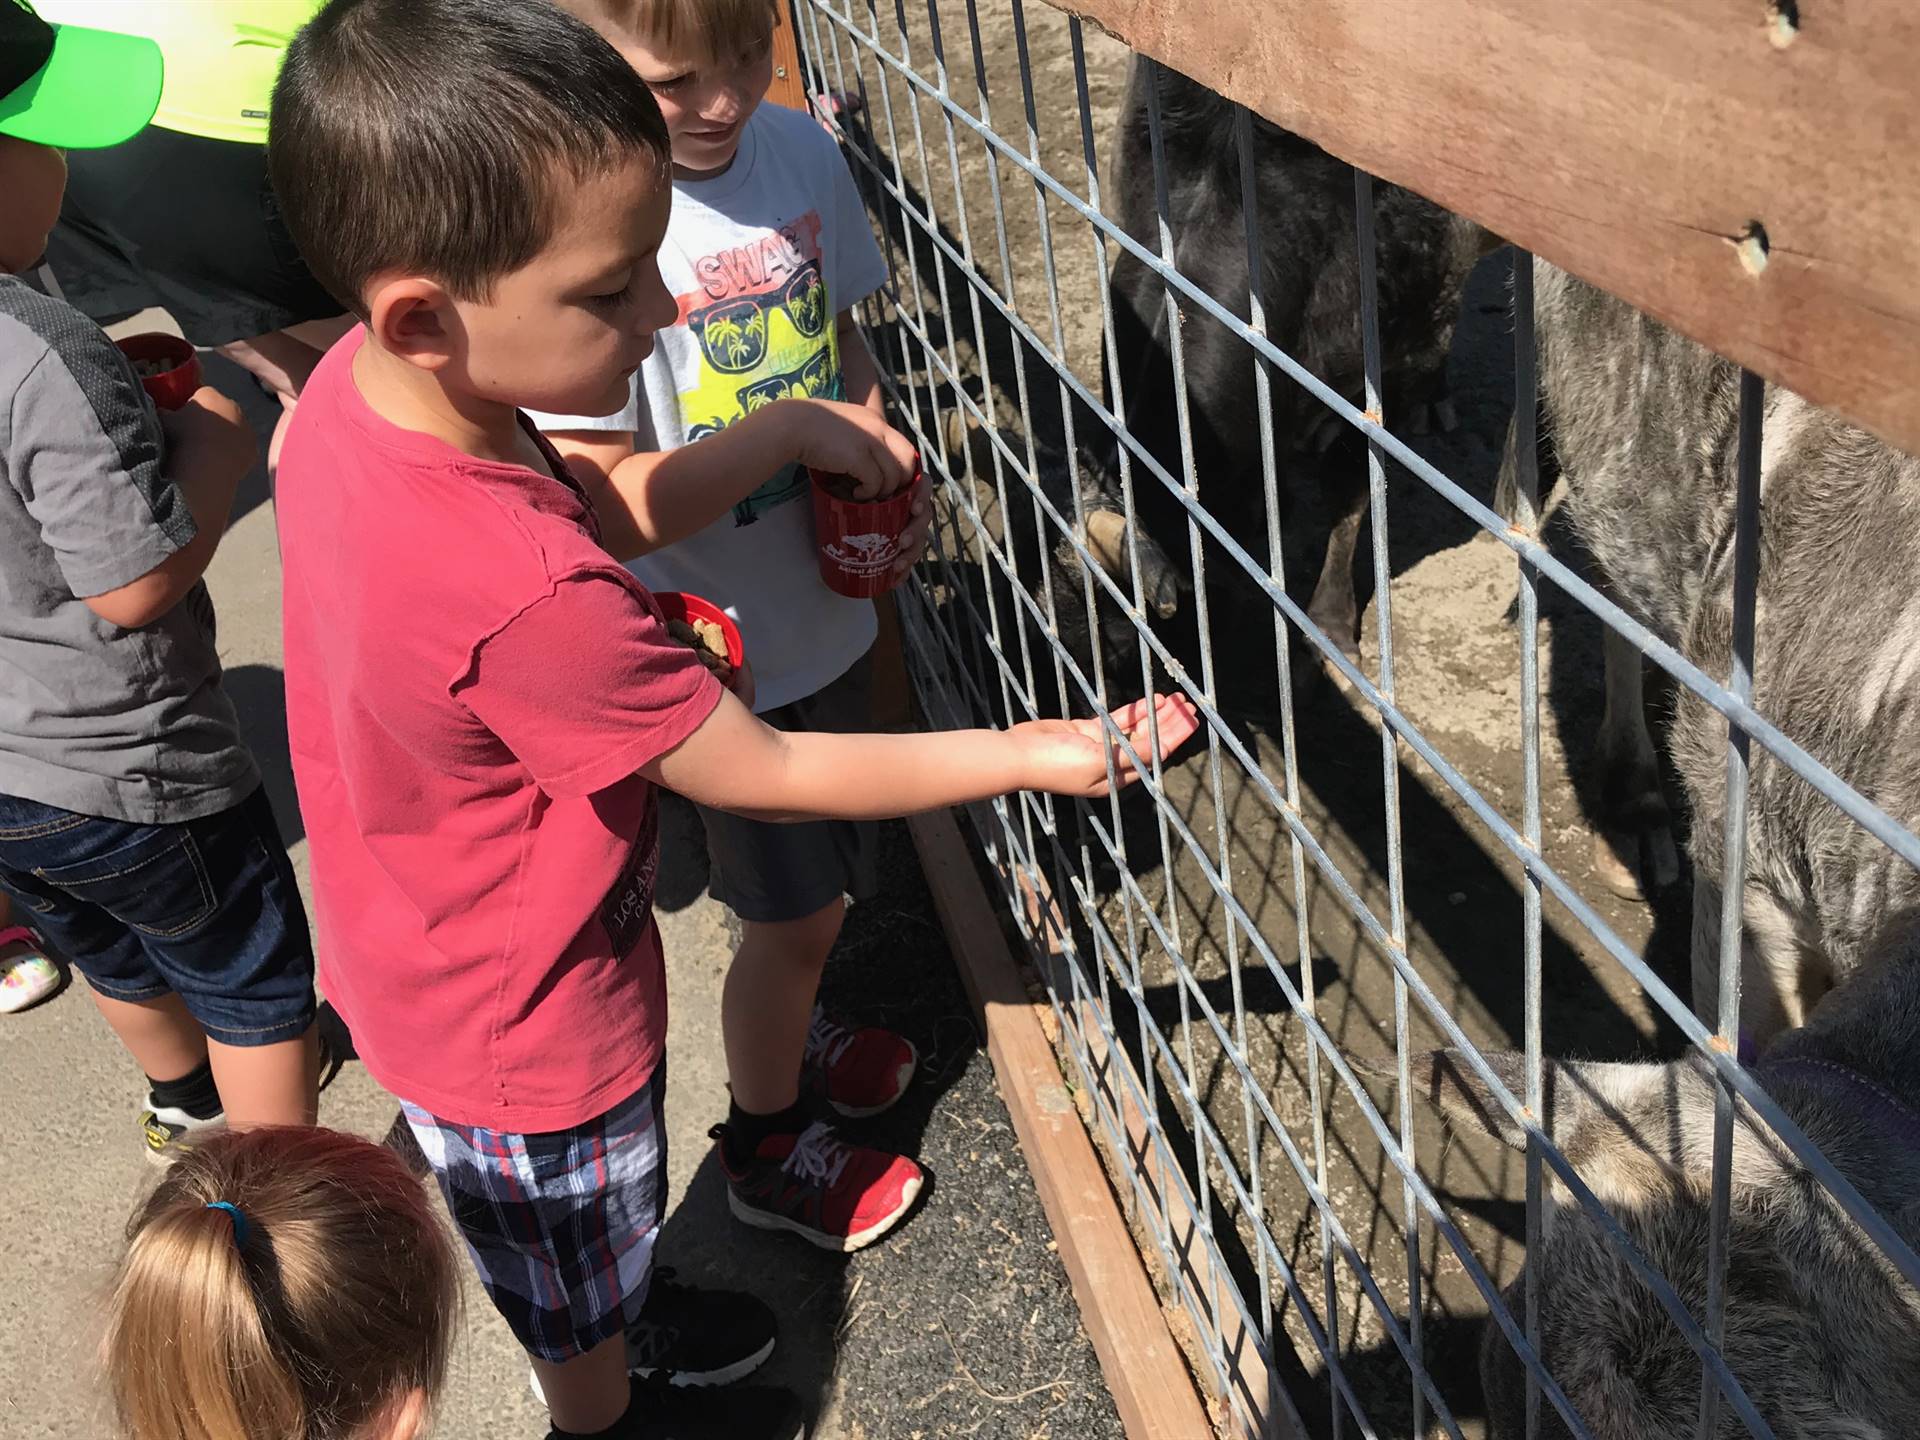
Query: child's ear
[[366, 276, 457, 372], [372, 1386, 430, 1440]]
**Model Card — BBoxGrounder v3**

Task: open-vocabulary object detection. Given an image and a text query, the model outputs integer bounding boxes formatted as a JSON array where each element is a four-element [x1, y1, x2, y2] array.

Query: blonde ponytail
[[105, 1127, 458, 1440]]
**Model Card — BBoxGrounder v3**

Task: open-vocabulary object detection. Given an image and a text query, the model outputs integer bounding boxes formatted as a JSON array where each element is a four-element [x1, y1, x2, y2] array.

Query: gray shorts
[[700, 654, 879, 923]]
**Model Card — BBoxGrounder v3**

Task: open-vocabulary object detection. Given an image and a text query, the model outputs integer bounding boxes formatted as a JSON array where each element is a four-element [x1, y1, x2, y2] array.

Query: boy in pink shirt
[[269, 3, 1194, 1439]]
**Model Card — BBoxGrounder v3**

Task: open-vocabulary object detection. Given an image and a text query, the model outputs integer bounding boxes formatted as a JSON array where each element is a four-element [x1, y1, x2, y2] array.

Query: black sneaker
[[530, 1269, 777, 1403], [629, 1269, 777, 1386], [544, 1379, 807, 1440]]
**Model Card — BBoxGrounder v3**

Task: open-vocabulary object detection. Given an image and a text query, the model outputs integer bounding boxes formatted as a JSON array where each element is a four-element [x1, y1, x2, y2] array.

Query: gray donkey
[[1385, 921, 1920, 1438], [1395, 261, 1920, 1435], [1526, 260, 1920, 1044]]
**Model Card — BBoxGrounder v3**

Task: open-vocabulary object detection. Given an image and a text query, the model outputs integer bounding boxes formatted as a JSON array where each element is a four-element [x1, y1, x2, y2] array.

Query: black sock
[[722, 1098, 809, 1168], [547, 1379, 641, 1440], [147, 1059, 223, 1121]]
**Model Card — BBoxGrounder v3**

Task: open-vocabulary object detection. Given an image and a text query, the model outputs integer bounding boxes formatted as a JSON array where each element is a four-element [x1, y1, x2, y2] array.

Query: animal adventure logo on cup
[[808, 462, 919, 599]]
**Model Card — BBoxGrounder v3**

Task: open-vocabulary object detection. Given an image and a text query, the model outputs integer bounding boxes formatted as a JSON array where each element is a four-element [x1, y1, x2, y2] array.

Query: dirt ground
[[802, 3, 1699, 1435]]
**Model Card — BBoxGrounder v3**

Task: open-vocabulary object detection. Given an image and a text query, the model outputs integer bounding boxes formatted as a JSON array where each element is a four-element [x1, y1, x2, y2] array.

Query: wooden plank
[[1006, 842, 1304, 1440], [1048, 0, 1920, 457], [908, 808, 1217, 1440], [765, 0, 809, 112], [870, 592, 913, 729]]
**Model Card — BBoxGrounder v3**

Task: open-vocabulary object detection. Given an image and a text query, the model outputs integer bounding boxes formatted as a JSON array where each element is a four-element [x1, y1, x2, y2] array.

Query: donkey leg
[[1691, 875, 1801, 1045], [1592, 627, 1682, 900], [1305, 476, 1370, 674]]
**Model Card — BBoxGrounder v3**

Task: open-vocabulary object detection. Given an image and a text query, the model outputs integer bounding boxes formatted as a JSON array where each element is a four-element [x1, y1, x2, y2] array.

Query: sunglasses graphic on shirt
[[735, 347, 840, 414], [682, 347, 839, 446], [685, 261, 830, 375]]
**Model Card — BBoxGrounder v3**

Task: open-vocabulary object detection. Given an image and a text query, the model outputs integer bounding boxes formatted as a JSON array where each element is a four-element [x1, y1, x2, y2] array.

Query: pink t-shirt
[[278, 332, 721, 1132]]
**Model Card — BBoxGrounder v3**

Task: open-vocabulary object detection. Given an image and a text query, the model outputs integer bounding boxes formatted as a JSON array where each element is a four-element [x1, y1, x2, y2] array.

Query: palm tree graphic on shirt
[[697, 303, 769, 373]]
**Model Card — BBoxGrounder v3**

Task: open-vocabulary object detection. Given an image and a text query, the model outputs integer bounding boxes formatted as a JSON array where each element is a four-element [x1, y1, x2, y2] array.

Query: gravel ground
[[650, 799, 1125, 1440]]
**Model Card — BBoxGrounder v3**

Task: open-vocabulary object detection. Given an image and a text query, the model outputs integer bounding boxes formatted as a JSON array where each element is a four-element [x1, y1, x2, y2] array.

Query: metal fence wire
[[787, 3, 1920, 1437]]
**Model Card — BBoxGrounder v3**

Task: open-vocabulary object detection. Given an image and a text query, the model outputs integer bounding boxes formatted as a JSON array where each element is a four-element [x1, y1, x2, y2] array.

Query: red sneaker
[[715, 1120, 924, 1252], [802, 1006, 918, 1118]]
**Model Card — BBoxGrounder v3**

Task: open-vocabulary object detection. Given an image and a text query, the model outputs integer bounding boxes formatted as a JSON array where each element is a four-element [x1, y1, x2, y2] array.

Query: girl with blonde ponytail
[[104, 1126, 459, 1440]]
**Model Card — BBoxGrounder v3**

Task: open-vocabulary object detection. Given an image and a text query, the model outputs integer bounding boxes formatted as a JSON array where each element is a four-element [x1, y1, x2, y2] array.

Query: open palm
[[1011, 694, 1200, 798]]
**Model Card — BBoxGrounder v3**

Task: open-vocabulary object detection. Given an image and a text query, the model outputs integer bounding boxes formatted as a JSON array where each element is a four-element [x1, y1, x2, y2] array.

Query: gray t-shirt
[[0, 277, 256, 824]]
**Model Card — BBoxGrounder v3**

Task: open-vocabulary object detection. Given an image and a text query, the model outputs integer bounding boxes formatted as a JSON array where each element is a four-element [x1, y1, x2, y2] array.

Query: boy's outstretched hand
[[1010, 693, 1200, 798]]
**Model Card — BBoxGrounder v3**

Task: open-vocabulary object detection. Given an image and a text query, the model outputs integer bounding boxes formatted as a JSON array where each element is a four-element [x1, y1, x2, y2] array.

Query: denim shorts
[[0, 787, 315, 1046], [400, 1063, 668, 1362]]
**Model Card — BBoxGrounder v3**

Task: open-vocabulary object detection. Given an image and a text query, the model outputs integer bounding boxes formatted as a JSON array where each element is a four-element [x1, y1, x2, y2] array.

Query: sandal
[[0, 925, 60, 1015]]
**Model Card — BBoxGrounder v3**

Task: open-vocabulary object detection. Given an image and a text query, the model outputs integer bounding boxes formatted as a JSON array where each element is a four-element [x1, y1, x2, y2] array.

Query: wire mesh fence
[[788, 3, 1920, 1436]]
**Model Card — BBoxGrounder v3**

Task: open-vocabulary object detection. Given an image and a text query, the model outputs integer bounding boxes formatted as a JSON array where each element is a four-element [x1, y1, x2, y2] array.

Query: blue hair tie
[[205, 1201, 249, 1247]]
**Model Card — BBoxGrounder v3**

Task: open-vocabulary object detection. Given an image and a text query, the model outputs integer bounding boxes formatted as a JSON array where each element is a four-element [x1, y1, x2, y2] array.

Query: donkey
[[940, 408, 1180, 712], [1103, 57, 1489, 672], [1380, 920, 1920, 1438], [1523, 259, 1920, 1044]]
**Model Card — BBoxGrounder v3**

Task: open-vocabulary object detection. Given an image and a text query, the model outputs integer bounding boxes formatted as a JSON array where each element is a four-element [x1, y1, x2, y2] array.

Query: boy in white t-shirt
[[531, 0, 931, 1254]]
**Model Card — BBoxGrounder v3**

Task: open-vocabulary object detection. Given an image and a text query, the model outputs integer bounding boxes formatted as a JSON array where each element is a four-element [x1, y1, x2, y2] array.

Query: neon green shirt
[[34, 1, 322, 145]]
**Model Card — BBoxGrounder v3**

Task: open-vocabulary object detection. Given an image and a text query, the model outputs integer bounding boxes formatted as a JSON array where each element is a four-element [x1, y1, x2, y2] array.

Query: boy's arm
[[12, 318, 257, 630], [643, 685, 1197, 821], [831, 307, 934, 574], [458, 571, 1198, 822], [836, 309, 885, 420], [529, 373, 641, 490], [547, 429, 637, 489], [571, 397, 917, 564], [84, 388, 256, 629]]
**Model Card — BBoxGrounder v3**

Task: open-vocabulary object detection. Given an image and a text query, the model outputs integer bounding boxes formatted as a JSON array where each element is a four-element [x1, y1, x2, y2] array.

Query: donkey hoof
[[1593, 829, 1649, 902], [1591, 825, 1681, 903], [1148, 569, 1181, 620], [941, 407, 971, 460]]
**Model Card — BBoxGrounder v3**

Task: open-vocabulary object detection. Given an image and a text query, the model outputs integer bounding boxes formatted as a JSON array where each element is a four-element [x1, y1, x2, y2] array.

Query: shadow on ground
[[652, 797, 1123, 1438]]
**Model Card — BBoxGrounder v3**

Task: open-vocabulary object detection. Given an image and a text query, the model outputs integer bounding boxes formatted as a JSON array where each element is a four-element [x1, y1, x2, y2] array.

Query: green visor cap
[[0, 1, 163, 149]]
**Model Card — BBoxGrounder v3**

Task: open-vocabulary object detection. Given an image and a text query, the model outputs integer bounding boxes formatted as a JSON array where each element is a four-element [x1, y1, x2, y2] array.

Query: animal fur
[[1102, 58, 1490, 669], [1381, 917, 1920, 1437], [1531, 259, 1920, 1040]]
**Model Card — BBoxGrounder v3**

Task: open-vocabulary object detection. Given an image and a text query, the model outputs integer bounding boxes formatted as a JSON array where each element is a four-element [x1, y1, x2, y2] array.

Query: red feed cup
[[114, 332, 202, 411], [652, 590, 745, 669], [808, 464, 919, 599]]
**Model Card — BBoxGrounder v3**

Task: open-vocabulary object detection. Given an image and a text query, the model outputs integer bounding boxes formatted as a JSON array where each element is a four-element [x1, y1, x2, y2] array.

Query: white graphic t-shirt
[[529, 103, 888, 712]]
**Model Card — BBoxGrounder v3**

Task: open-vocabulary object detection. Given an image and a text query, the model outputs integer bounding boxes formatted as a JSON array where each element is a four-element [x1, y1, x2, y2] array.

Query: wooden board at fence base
[[1049, 0, 1920, 458], [907, 808, 1217, 1440], [1000, 832, 1304, 1440]]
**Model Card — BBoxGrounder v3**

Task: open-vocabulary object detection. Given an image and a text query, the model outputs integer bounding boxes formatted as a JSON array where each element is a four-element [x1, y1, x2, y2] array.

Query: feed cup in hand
[[653, 590, 745, 689], [809, 463, 919, 600], [115, 333, 202, 411]]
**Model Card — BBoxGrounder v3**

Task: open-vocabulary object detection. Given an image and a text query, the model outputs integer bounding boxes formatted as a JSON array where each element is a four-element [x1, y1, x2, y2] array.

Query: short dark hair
[[269, 0, 671, 315]]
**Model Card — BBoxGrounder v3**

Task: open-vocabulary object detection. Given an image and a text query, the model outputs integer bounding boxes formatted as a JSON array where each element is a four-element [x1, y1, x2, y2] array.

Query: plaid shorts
[[401, 1064, 667, 1362]]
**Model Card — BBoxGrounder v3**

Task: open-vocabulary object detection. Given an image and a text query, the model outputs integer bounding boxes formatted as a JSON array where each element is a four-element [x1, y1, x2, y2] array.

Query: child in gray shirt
[[0, 0, 320, 1158]]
